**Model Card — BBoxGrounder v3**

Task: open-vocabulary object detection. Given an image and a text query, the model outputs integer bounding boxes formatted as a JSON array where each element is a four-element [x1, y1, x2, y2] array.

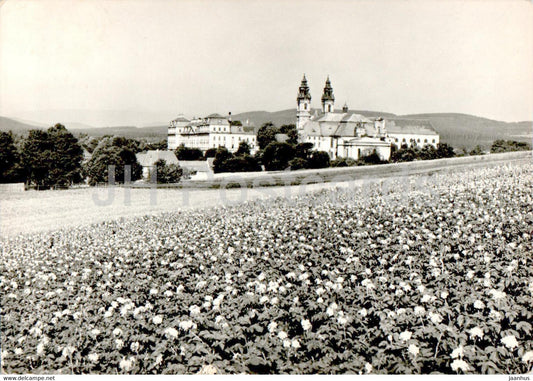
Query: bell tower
[[321, 76, 335, 114], [296, 74, 312, 131]]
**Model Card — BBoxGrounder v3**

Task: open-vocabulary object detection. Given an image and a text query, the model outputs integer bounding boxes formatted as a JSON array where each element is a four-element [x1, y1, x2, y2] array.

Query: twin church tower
[[296, 74, 342, 130]]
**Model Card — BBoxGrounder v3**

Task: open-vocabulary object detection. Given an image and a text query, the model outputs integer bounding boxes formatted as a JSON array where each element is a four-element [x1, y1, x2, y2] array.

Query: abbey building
[[296, 75, 439, 161]]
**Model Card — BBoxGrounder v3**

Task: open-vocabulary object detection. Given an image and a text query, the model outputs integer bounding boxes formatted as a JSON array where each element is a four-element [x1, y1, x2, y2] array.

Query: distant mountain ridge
[[1, 110, 531, 150]]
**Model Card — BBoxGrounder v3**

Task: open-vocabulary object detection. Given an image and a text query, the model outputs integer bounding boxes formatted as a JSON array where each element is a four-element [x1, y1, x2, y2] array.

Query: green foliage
[[288, 157, 308, 170], [204, 148, 217, 159], [235, 141, 251, 156], [469, 145, 485, 156], [262, 142, 295, 171], [21, 124, 84, 188], [85, 145, 142, 185], [148, 159, 183, 184], [490, 140, 531, 153], [279, 124, 299, 145], [0, 131, 23, 183], [256, 122, 278, 150], [175, 144, 204, 161], [308, 151, 331, 169], [331, 157, 357, 167], [213, 146, 260, 173]]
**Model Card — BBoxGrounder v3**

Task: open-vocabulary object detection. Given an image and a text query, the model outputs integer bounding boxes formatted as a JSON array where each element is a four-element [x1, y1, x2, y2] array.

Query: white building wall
[[388, 133, 439, 148]]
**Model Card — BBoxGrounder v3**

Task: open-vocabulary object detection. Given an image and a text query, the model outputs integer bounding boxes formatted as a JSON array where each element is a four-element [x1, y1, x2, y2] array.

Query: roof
[[385, 118, 438, 135], [178, 160, 211, 172], [136, 150, 178, 167], [229, 125, 257, 135], [303, 112, 377, 137]]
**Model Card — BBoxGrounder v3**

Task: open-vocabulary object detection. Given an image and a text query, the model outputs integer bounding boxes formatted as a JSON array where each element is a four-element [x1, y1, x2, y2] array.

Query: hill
[[398, 113, 532, 150], [2, 111, 531, 151]]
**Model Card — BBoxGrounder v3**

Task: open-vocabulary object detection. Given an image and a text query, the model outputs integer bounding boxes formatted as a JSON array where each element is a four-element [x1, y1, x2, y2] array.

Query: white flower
[[365, 362, 373, 373], [337, 316, 348, 325], [155, 354, 163, 366], [119, 357, 135, 372], [62, 346, 76, 357], [259, 296, 269, 304], [268, 321, 278, 333], [489, 309, 502, 321], [189, 305, 201, 315], [451, 359, 471, 372], [451, 345, 464, 359], [466, 271, 475, 279], [36, 342, 45, 355], [316, 287, 325, 296], [473, 300, 485, 309], [414, 306, 426, 316], [301, 319, 312, 331], [14, 348, 23, 355], [104, 309, 113, 318], [270, 297, 279, 305], [501, 335, 519, 350], [399, 331, 412, 341], [130, 341, 140, 352], [291, 339, 301, 349], [421, 294, 432, 303], [408, 344, 419, 356], [88, 353, 99, 362], [282, 339, 291, 348], [115, 339, 124, 349], [113, 328, 123, 336], [90, 328, 101, 337], [468, 326, 484, 340], [441, 291, 449, 299], [152, 315, 163, 324], [278, 331, 288, 340], [359, 308, 368, 317], [396, 308, 406, 315], [522, 351, 533, 364], [489, 289, 506, 301], [164, 327, 179, 339], [429, 312, 443, 324], [164, 290, 173, 297], [178, 320, 196, 331]]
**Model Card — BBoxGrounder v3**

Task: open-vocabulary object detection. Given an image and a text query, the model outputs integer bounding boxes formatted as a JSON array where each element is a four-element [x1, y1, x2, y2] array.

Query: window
[[417, 139, 420, 142], [395, 138, 399, 142], [424, 139, 427, 143], [328, 105, 332, 112], [402, 138, 406, 142], [432, 139, 435, 143], [304, 103, 307, 110]]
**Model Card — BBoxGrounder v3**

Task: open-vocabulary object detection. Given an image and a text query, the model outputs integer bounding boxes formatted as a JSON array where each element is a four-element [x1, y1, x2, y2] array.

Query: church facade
[[296, 75, 439, 161]]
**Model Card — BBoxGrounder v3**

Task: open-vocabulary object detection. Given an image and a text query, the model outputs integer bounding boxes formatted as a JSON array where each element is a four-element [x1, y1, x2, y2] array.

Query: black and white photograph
[[0, 0, 532, 377]]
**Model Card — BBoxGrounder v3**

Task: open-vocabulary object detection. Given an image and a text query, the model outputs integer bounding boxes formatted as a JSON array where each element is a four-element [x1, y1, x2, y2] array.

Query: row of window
[[393, 137, 436, 144]]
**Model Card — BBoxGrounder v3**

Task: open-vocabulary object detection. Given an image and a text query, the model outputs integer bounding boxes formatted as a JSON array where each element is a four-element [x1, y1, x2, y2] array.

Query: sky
[[0, 0, 532, 127]]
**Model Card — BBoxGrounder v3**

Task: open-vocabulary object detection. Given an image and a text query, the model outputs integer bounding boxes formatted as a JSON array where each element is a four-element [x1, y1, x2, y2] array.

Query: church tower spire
[[321, 76, 335, 113], [296, 74, 312, 131]]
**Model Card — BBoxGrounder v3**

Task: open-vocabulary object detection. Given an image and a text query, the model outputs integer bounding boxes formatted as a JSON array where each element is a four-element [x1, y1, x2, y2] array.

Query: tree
[[279, 124, 299, 145], [213, 147, 233, 173], [288, 157, 308, 170], [331, 157, 356, 167], [357, 149, 385, 165], [21, 124, 84, 188], [235, 141, 251, 156], [85, 145, 142, 185], [175, 144, 204, 161], [262, 142, 295, 171], [47, 124, 84, 186], [436, 143, 455, 158], [149, 159, 183, 183], [0, 132, 23, 183], [257, 122, 278, 150], [491, 139, 531, 153], [204, 148, 218, 159], [469, 145, 485, 156], [308, 151, 331, 169], [294, 142, 314, 160], [419, 144, 438, 161], [230, 120, 242, 126]]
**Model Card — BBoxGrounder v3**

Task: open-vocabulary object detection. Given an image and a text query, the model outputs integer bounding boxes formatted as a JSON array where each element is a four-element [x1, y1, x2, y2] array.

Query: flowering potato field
[[1, 162, 532, 374]]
